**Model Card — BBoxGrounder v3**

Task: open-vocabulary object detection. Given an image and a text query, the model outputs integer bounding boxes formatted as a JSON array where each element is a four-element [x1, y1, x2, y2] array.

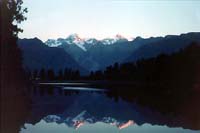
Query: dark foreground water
[[20, 84, 199, 133]]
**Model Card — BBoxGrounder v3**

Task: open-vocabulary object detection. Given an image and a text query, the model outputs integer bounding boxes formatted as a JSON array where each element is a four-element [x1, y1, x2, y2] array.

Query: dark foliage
[[89, 42, 200, 85], [39, 68, 46, 80], [87, 42, 200, 114], [1, 0, 27, 88], [0, 0, 29, 133], [31, 68, 80, 81]]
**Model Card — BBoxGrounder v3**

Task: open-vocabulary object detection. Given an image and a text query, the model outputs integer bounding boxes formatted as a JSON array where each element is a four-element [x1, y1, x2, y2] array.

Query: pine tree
[[1, 0, 28, 88], [1, 1, 28, 133]]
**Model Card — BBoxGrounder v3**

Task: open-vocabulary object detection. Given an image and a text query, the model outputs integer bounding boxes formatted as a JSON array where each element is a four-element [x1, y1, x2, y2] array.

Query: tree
[[1, 0, 27, 37], [58, 69, 63, 80], [47, 69, 55, 80], [39, 68, 46, 80], [64, 68, 69, 80], [74, 70, 80, 80], [1, 1, 28, 133], [1, 0, 28, 87], [33, 69, 38, 79]]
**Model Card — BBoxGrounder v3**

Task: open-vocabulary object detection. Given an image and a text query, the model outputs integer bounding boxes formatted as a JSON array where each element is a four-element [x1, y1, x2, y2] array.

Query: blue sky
[[19, 0, 200, 41]]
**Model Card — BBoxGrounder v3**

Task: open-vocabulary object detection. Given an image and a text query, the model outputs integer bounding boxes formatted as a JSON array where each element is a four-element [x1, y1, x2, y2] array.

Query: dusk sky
[[19, 0, 200, 41]]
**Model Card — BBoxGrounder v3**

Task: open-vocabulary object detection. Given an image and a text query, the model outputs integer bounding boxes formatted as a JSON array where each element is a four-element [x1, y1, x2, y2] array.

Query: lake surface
[[20, 83, 200, 133]]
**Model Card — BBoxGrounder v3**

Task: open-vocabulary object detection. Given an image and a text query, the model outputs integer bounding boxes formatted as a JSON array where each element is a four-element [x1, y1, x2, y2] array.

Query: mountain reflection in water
[[21, 121, 198, 133], [20, 85, 200, 132]]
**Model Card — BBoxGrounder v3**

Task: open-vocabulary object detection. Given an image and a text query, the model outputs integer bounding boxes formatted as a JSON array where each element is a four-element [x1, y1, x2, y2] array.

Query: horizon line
[[19, 31, 200, 42]]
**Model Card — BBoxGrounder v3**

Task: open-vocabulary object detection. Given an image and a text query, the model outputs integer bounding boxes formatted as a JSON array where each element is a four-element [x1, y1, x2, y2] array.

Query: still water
[[20, 84, 200, 133]]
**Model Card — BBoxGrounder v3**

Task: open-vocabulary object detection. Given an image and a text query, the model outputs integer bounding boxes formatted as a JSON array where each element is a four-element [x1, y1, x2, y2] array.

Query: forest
[[30, 42, 200, 89]]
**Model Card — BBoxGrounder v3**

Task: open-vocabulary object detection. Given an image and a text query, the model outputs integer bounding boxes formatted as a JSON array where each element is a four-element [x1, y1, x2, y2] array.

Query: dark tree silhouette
[[89, 42, 200, 84], [1, 0, 27, 86], [30, 68, 81, 81], [57, 69, 64, 80], [39, 68, 46, 80], [0, 1, 28, 133], [87, 42, 200, 114], [72, 70, 80, 80], [64, 68, 69, 80], [47, 69, 55, 80], [33, 69, 38, 79], [63, 68, 78, 80]]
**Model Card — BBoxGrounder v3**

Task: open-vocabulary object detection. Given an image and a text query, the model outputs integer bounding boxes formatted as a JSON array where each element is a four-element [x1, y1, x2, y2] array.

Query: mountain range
[[43, 112, 134, 130], [18, 38, 85, 73], [18, 32, 200, 74], [27, 91, 168, 130], [45, 34, 129, 49]]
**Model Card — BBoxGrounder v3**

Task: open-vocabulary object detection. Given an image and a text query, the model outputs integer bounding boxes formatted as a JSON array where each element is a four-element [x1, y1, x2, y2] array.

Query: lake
[[20, 83, 200, 133]]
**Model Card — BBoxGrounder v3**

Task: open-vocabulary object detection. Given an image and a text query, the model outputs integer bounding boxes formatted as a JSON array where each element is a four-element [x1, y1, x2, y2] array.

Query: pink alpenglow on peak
[[115, 34, 126, 39], [117, 120, 135, 130], [73, 121, 85, 130], [73, 34, 85, 42]]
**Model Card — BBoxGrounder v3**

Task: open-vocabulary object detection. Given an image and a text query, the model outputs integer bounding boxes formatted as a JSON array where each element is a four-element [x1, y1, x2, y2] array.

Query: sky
[[19, 0, 200, 41]]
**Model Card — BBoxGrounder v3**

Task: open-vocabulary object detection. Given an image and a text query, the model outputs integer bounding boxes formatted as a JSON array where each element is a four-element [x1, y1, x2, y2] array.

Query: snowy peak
[[85, 38, 99, 45], [65, 34, 86, 51], [45, 34, 86, 51], [45, 34, 129, 49], [66, 34, 85, 45], [43, 111, 135, 130], [99, 34, 128, 45], [45, 39, 61, 47], [101, 38, 116, 45]]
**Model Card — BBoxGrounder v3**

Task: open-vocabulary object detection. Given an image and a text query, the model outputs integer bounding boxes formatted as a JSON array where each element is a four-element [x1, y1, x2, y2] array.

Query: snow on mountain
[[45, 39, 62, 47], [85, 38, 99, 45], [73, 110, 89, 121], [44, 115, 61, 123], [65, 34, 86, 50], [65, 34, 84, 44], [101, 38, 116, 45], [45, 34, 129, 50], [45, 34, 86, 51], [102, 34, 128, 45], [43, 111, 134, 130]]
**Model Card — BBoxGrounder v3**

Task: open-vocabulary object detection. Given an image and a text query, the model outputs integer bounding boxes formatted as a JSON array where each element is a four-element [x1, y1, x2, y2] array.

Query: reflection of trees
[[100, 43, 200, 114], [96, 43, 200, 129], [89, 42, 200, 85], [1, 0, 30, 133]]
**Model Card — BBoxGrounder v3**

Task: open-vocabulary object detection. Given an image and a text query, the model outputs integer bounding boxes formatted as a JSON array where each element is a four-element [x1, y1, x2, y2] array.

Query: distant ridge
[[18, 32, 200, 72], [18, 38, 86, 74]]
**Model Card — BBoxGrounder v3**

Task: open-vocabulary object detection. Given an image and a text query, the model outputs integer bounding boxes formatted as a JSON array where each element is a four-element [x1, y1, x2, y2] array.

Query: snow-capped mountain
[[101, 38, 116, 45], [45, 39, 62, 47], [46, 34, 86, 51], [44, 34, 131, 71], [17, 38, 85, 73], [45, 34, 128, 51], [102, 34, 128, 45], [65, 34, 85, 44], [19, 32, 200, 72], [64, 34, 86, 51], [43, 111, 134, 130], [85, 38, 99, 45]]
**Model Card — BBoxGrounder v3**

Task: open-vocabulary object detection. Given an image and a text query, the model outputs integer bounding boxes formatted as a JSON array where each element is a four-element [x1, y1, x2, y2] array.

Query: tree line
[[29, 68, 80, 81], [88, 42, 200, 88], [89, 42, 200, 114], [28, 42, 200, 86]]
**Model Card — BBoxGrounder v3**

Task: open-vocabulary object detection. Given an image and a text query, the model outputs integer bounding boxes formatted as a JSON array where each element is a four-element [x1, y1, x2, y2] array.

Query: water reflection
[[1, 86, 30, 133], [21, 121, 199, 133], [20, 85, 200, 132]]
